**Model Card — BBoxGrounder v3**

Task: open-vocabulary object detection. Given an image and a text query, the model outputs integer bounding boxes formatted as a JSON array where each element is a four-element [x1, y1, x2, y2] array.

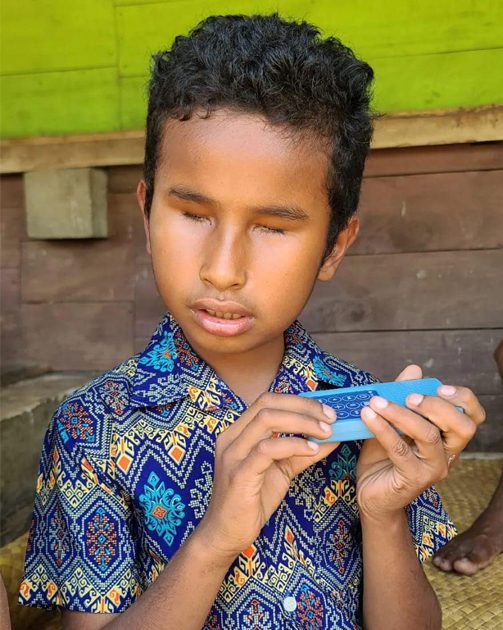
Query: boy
[[18, 13, 486, 630]]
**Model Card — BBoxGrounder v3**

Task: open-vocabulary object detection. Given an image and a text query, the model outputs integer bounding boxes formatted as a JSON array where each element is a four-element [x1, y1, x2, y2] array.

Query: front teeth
[[206, 309, 242, 320]]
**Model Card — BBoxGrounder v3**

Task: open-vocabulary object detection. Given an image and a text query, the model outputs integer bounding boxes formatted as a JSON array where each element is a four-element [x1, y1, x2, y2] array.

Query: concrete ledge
[[0, 372, 95, 546]]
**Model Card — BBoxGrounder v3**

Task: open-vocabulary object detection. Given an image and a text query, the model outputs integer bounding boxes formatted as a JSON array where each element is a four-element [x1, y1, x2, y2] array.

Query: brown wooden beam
[[372, 104, 503, 149], [1, 105, 502, 174]]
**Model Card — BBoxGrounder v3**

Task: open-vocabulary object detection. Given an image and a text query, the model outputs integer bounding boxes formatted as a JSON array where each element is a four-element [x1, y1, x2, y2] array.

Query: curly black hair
[[144, 13, 374, 263]]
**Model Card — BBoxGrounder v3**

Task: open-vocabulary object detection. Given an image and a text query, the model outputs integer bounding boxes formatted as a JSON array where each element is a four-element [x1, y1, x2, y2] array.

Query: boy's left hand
[[356, 365, 486, 521]]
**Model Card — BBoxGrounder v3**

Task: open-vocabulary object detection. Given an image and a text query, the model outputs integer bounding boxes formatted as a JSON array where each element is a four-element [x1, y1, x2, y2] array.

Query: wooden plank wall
[[2, 0, 502, 138], [304, 143, 503, 451], [0, 142, 502, 450]]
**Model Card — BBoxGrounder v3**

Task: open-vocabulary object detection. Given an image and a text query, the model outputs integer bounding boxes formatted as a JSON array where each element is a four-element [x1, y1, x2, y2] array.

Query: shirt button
[[283, 596, 297, 613]]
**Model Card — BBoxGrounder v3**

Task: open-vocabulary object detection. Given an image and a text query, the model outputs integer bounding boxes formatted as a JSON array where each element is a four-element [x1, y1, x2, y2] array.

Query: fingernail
[[307, 440, 319, 451], [322, 404, 336, 420], [362, 406, 377, 420], [408, 393, 424, 406], [319, 421, 331, 433], [372, 396, 388, 410], [439, 385, 456, 397]]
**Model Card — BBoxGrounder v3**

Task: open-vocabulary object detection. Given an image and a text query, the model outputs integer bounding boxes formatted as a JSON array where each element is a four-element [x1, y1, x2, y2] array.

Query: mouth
[[191, 308, 255, 337], [203, 309, 243, 320]]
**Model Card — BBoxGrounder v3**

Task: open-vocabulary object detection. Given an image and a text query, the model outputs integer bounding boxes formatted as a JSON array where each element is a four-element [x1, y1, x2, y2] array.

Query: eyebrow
[[166, 185, 310, 222]]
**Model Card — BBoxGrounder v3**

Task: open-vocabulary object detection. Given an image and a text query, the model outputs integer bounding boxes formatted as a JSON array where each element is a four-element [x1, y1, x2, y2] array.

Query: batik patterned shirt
[[19, 312, 456, 628]]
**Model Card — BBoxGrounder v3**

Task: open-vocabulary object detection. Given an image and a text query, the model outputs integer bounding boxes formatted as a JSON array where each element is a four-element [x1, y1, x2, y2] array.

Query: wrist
[[190, 519, 239, 571], [359, 506, 407, 529]]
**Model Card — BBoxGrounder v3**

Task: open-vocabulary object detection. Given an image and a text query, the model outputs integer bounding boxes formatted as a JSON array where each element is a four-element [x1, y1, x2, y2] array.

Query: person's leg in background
[[433, 340, 503, 575]]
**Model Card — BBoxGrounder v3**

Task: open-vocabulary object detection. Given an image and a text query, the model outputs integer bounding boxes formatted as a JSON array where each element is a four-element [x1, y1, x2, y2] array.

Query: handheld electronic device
[[299, 378, 458, 442]]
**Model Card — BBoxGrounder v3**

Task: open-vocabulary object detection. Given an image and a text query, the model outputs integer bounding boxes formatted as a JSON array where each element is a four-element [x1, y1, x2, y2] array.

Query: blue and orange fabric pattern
[[18, 312, 456, 628]]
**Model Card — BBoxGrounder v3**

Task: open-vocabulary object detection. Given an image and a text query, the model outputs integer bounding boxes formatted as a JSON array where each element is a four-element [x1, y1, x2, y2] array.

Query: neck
[[188, 332, 286, 406]]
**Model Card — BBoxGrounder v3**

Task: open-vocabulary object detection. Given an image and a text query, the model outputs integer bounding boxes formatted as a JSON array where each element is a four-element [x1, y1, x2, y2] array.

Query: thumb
[[395, 363, 423, 382]]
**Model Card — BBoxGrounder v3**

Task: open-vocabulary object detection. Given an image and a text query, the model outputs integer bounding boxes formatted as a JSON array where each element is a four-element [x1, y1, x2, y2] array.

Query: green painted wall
[[1, 0, 502, 138]]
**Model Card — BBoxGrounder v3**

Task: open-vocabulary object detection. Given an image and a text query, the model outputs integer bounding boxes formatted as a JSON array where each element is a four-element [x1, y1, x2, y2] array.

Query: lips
[[191, 298, 253, 317], [190, 298, 254, 337]]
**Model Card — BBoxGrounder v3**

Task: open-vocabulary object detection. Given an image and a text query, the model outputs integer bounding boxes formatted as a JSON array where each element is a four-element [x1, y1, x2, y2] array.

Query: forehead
[[155, 108, 330, 210]]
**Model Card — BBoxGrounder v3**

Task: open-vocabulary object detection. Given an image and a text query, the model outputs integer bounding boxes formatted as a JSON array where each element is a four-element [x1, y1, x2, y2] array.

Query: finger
[[436, 385, 486, 425], [360, 405, 419, 475], [405, 393, 477, 455], [367, 397, 446, 470], [222, 391, 336, 444], [225, 408, 334, 464], [288, 440, 341, 477], [239, 436, 321, 477], [395, 364, 423, 382]]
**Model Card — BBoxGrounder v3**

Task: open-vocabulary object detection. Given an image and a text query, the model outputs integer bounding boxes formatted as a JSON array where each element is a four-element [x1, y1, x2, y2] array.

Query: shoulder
[[313, 347, 379, 388], [50, 354, 141, 458]]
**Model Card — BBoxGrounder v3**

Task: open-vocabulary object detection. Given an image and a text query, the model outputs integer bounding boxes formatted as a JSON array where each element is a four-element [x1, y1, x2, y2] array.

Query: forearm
[[104, 529, 233, 630], [361, 509, 441, 630]]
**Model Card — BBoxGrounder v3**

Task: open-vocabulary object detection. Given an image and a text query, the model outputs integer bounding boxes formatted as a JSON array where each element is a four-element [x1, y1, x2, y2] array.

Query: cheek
[[149, 215, 200, 261], [253, 237, 321, 302], [257, 235, 322, 279], [148, 218, 203, 291]]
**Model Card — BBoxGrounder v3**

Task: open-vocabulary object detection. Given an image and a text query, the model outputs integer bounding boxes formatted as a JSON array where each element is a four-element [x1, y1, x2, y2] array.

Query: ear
[[317, 216, 359, 281], [136, 179, 152, 256]]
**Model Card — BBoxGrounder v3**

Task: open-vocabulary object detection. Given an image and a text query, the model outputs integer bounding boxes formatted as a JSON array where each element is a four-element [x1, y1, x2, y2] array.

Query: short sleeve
[[406, 485, 457, 562], [18, 400, 142, 613]]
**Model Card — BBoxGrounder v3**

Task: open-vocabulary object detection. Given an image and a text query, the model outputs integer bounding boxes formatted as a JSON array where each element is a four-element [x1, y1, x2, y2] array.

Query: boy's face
[[137, 108, 358, 361]]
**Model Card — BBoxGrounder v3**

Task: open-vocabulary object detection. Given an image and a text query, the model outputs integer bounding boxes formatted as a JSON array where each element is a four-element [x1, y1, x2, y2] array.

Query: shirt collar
[[130, 311, 351, 410]]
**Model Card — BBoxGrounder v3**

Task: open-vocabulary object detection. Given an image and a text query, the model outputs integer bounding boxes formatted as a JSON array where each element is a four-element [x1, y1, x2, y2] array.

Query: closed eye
[[182, 211, 208, 223], [259, 225, 285, 235], [182, 212, 285, 234]]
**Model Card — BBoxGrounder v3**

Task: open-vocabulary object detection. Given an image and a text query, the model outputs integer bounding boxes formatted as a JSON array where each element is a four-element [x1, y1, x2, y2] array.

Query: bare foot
[[436, 345, 503, 576], [433, 509, 503, 576]]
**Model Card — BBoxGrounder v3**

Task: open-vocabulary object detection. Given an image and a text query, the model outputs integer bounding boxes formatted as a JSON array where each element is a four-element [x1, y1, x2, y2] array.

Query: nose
[[199, 225, 247, 291]]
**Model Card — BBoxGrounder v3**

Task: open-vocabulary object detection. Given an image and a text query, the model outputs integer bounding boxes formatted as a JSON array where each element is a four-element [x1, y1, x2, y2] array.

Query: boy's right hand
[[194, 392, 339, 565]]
